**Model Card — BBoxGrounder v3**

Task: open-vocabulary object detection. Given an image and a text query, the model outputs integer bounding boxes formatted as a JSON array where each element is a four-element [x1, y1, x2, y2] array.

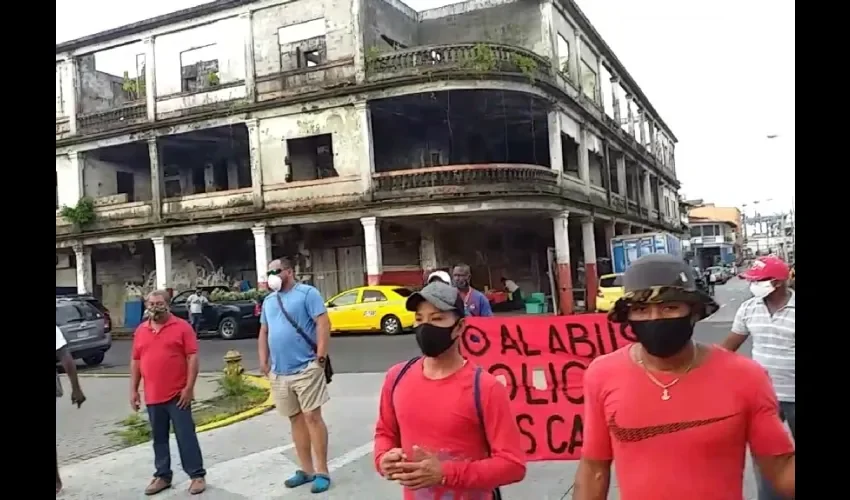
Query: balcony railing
[[77, 102, 147, 134], [367, 43, 553, 83], [372, 164, 559, 201]]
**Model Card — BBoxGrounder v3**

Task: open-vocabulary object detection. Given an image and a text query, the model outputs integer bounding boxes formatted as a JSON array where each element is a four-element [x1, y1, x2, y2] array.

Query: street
[[57, 279, 762, 499]]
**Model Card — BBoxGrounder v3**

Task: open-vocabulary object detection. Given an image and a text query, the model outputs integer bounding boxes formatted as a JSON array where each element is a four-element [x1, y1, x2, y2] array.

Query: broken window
[[580, 60, 598, 103], [561, 133, 580, 176], [556, 35, 570, 75], [180, 44, 220, 92], [286, 134, 338, 182], [278, 19, 327, 71]]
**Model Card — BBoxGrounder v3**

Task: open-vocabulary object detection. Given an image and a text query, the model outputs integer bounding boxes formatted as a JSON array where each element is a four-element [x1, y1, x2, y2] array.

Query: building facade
[[56, 0, 681, 326]]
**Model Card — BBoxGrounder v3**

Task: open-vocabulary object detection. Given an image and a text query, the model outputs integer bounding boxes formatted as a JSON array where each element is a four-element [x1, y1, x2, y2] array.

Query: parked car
[[169, 286, 261, 340], [707, 266, 729, 285], [325, 285, 416, 335], [595, 273, 624, 313], [58, 294, 112, 333], [56, 297, 112, 367]]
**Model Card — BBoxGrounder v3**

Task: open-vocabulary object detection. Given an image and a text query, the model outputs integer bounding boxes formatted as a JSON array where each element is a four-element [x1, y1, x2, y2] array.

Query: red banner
[[461, 314, 635, 461]]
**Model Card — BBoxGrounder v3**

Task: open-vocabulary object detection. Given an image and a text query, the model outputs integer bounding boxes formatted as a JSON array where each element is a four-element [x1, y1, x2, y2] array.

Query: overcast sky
[[56, 0, 795, 216]]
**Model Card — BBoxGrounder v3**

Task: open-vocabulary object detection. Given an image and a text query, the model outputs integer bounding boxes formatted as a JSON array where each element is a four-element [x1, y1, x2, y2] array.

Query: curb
[[195, 374, 274, 433]]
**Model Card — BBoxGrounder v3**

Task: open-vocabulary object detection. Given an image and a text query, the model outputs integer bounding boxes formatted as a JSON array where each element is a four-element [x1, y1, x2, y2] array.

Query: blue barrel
[[124, 299, 144, 330]]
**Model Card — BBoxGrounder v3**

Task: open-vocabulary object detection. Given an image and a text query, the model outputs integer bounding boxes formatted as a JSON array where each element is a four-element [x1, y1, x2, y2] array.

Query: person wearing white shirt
[[186, 289, 209, 333], [56, 325, 86, 494], [500, 277, 524, 310]]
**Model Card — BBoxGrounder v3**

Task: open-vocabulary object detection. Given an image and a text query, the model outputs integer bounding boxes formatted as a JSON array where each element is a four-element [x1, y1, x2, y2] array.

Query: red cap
[[739, 256, 790, 281]]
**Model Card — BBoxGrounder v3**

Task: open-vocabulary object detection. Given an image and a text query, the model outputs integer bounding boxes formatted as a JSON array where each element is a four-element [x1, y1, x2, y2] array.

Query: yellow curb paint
[[195, 375, 274, 433]]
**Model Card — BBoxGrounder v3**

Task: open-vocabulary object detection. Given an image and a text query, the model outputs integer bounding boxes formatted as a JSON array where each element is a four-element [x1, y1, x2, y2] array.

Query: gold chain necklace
[[636, 341, 698, 401]]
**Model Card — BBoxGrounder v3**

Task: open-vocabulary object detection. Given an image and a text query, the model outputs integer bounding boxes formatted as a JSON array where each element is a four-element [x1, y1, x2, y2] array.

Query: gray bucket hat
[[608, 254, 719, 323], [406, 281, 466, 318]]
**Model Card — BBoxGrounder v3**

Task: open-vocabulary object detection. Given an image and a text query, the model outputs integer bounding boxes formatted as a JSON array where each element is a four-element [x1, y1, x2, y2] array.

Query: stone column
[[62, 59, 79, 135], [616, 155, 627, 197], [350, 0, 367, 84], [625, 94, 635, 137], [622, 224, 633, 235], [152, 236, 172, 291], [355, 102, 375, 194], [419, 224, 438, 276], [361, 216, 382, 285], [649, 121, 657, 157], [638, 109, 647, 148], [610, 76, 621, 126], [147, 138, 163, 221], [538, 0, 556, 59], [547, 110, 563, 179], [603, 220, 616, 257], [643, 169, 653, 210], [246, 119, 263, 209], [581, 218, 598, 312], [72, 243, 93, 295], [143, 37, 157, 121], [552, 210, 574, 315], [578, 126, 590, 187], [252, 225, 272, 284], [240, 12, 256, 103]]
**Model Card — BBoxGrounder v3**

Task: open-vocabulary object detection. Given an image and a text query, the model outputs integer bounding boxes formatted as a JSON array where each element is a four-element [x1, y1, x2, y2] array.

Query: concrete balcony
[[76, 102, 147, 135], [56, 198, 153, 236], [371, 164, 559, 202], [162, 189, 254, 220]]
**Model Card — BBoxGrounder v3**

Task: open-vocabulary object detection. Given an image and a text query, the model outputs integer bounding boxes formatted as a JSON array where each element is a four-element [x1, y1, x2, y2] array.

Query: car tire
[[83, 353, 105, 366], [218, 316, 241, 340], [381, 315, 402, 335]]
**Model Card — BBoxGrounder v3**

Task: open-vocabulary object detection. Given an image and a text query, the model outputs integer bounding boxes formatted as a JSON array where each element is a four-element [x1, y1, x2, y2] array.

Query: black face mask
[[414, 323, 458, 357], [630, 316, 694, 358]]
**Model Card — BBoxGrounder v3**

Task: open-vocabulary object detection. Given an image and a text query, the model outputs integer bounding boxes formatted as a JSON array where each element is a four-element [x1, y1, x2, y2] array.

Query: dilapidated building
[[56, 0, 682, 327]]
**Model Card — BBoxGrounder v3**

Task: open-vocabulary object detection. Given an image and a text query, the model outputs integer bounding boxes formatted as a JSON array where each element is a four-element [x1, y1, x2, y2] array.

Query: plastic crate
[[525, 302, 545, 314]]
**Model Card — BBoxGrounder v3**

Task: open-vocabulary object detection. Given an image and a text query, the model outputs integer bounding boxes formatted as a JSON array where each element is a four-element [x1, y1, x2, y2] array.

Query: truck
[[169, 286, 262, 340], [610, 232, 683, 274]]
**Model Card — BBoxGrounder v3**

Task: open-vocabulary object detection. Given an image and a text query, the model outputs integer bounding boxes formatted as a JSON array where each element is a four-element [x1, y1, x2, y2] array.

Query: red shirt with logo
[[582, 346, 794, 500], [132, 315, 198, 405]]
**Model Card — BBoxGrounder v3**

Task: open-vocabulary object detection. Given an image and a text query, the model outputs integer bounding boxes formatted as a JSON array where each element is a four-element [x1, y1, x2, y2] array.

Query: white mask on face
[[267, 274, 283, 292], [749, 280, 775, 299]]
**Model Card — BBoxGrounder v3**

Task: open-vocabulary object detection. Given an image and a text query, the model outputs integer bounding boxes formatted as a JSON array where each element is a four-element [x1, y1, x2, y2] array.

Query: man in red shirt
[[131, 290, 206, 495], [373, 281, 526, 500], [574, 254, 795, 500]]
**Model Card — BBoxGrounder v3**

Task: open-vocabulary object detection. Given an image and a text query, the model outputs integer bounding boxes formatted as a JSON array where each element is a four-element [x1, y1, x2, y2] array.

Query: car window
[[393, 288, 414, 297], [362, 290, 388, 303], [172, 291, 192, 304], [330, 291, 358, 307], [78, 302, 103, 321], [56, 303, 84, 326], [599, 276, 623, 288]]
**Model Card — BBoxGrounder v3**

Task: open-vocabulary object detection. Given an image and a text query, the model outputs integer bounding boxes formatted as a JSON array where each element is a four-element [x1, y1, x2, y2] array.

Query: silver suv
[[55, 297, 112, 367]]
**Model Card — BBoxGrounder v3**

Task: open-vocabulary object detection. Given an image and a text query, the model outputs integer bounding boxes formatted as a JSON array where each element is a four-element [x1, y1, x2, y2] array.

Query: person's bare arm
[[130, 359, 142, 393], [721, 303, 749, 352], [258, 324, 270, 373], [721, 332, 747, 352], [315, 313, 330, 358], [573, 459, 612, 500], [58, 348, 82, 393], [755, 453, 794, 498]]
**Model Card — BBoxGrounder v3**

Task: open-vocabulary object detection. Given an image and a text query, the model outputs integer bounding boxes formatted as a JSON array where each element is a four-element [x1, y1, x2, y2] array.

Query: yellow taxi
[[596, 273, 624, 312], [325, 285, 416, 335]]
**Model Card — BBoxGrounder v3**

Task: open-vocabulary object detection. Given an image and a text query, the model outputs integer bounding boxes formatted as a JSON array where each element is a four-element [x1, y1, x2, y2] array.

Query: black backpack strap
[[391, 356, 421, 397], [474, 366, 504, 500]]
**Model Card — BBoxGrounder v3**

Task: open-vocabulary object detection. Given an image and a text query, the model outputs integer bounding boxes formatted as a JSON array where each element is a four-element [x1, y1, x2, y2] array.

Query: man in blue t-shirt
[[258, 258, 332, 493], [451, 263, 493, 317]]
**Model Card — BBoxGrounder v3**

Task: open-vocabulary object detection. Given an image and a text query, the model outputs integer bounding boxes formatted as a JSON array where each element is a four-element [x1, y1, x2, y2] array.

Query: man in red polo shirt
[[131, 290, 206, 496]]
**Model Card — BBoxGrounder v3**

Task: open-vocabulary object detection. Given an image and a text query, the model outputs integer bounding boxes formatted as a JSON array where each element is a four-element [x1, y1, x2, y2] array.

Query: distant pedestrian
[[186, 288, 208, 334], [374, 281, 526, 499], [258, 258, 333, 493], [574, 254, 794, 500], [426, 270, 451, 285], [56, 325, 86, 494], [131, 290, 206, 495], [500, 276, 524, 310], [721, 256, 795, 500], [451, 264, 493, 317]]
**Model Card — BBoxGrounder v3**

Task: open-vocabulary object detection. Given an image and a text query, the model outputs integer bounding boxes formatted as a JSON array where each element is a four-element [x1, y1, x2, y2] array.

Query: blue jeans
[[189, 313, 202, 333], [756, 401, 795, 500], [147, 397, 206, 482]]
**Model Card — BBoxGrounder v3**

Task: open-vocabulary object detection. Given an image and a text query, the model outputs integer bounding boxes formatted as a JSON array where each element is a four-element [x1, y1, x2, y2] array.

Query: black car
[[169, 286, 261, 340]]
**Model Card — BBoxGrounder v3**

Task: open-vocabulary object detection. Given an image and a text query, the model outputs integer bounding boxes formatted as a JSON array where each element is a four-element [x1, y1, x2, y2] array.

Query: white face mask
[[266, 274, 283, 292], [749, 280, 775, 299]]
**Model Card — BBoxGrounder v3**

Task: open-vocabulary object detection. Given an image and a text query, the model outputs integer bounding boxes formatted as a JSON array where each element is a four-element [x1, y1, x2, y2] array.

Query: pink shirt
[[582, 346, 794, 500]]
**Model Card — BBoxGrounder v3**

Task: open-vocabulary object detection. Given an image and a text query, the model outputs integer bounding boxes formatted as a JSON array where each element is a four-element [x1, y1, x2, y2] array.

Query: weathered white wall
[[82, 156, 152, 201], [56, 154, 82, 208]]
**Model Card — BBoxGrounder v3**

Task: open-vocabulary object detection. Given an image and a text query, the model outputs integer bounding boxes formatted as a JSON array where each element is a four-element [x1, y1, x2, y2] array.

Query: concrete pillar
[[226, 160, 239, 190], [203, 163, 216, 192], [625, 94, 635, 137], [610, 76, 621, 126], [616, 155, 626, 197], [72, 243, 93, 295], [246, 119, 263, 209], [638, 109, 647, 148], [547, 110, 563, 178], [152, 236, 172, 291], [578, 126, 590, 186], [552, 210, 574, 315], [57, 152, 84, 207], [581, 219, 598, 312], [143, 37, 157, 121], [355, 102, 375, 194], [419, 224, 438, 275], [643, 169, 653, 210], [350, 0, 367, 84], [539, 0, 556, 59], [61, 59, 79, 135], [240, 12, 256, 103], [361, 216, 382, 285], [147, 138, 163, 221], [252, 225, 272, 284], [649, 121, 658, 157], [622, 224, 632, 235], [603, 220, 615, 257]]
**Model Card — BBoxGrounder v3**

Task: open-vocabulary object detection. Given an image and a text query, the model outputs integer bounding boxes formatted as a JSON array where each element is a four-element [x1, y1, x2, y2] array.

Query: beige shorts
[[269, 361, 330, 417]]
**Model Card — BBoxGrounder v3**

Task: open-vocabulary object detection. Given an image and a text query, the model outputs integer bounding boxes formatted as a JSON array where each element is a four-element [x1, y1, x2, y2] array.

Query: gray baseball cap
[[405, 281, 466, 318]]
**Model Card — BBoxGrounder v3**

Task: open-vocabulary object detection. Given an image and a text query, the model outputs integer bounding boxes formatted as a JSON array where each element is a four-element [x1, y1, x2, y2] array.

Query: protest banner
[[461, 314, 635, 461]]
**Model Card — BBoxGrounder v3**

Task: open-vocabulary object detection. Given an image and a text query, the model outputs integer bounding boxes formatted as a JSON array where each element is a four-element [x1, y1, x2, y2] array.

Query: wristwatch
[[317, 356, 327, 365]]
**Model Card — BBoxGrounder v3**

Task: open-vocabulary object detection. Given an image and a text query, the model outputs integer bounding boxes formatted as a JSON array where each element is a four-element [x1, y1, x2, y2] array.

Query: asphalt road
[[81, 278, 752, 375]]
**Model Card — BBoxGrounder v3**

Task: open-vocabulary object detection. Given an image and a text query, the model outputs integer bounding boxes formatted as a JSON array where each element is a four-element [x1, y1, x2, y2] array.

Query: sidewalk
[[57, 373, 764, 500]]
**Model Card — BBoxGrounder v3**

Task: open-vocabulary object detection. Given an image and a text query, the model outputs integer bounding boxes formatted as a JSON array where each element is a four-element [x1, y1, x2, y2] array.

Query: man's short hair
[[453, 263, 470, 274], [278, 257, 294, 270], [146, 290, 170, 302]]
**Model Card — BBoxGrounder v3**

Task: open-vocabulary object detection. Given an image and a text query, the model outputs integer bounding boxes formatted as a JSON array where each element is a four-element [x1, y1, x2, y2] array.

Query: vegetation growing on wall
[[60, 197, 96, 229], [365, 46, 383, 70], [462, 43, 497, 72], [121, 72, 145, 100], [511, 53, 538, 82]]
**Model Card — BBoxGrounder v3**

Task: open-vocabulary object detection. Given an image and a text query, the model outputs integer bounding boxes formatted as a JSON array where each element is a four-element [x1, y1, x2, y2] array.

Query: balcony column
[[147, 138, 163, 221], [152, 236, 172, 292], [72, 243, 93, 295], [351, 0, 367, 84], [581, 218, 598, 312], [252, 225, 272, 287], [610, 75, 621, 126], [246, 119, 264, 209], [547, 110, 563, 182], [643, 169, 653, 211], [61, 59, 79, 135], [361, 217, 382, 285], [603, 220, 616, 258], [143, 37, 157, 121], [578, 126, 591, 187], [616, 155, 627, 197], [649, 121, 657, 157], [240, 12, 256, 103], [539, 0, 556, 59], [419, 224, 438, 276], [637, 108, 647, 148], [625, 94, 635, 137], [553, 210, 574, 315], [355, 102, 375, 195], [621, 224, 632, 235]]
